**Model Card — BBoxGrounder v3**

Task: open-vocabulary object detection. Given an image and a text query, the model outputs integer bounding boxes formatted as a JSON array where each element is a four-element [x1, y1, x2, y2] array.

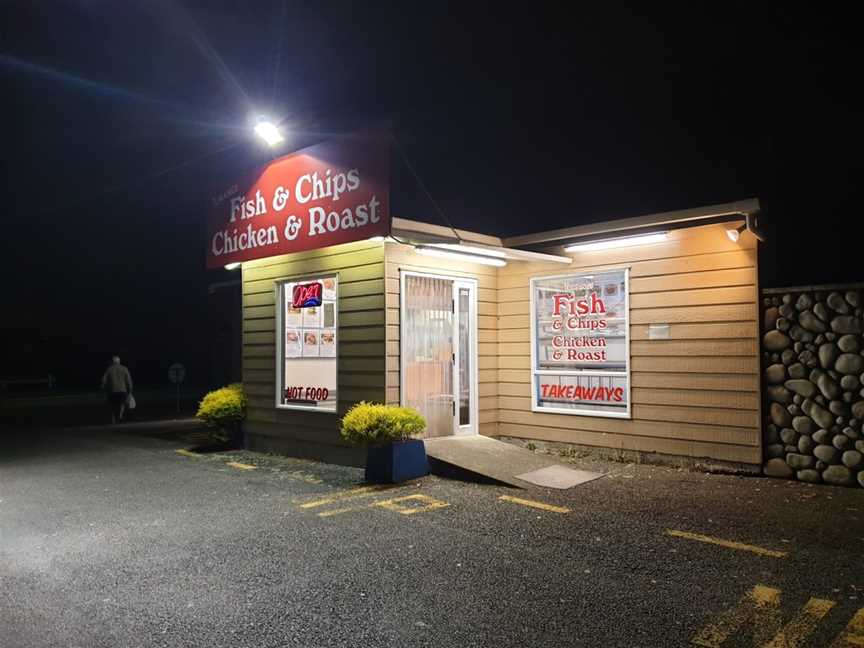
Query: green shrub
[[196, 383, 248, 429], [340, 402, 426, 446]]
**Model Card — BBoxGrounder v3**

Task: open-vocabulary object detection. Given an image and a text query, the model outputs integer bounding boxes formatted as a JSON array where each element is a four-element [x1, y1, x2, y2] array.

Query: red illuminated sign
[[206, 137, 390, 269], [292, 282, 323, 308]]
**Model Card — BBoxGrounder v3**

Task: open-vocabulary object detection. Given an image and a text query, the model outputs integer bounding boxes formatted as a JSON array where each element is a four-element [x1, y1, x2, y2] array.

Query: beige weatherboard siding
[[495, 220, 761, 465], [239, 215, 761, 468], [241, 238, 386, 466], [384, 238, 500, 438]]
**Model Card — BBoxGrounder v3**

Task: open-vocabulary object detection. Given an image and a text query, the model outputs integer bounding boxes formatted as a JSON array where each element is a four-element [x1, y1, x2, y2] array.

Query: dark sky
[[1, 2, 860, 386]]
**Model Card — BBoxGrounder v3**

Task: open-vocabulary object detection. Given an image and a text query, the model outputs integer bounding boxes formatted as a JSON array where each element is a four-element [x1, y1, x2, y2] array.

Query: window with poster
[[530, 269, 630, 418], [276, 274, 338, 412]]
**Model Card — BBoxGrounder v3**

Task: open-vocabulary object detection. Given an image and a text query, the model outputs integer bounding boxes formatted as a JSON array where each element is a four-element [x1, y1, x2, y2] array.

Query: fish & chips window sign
[[530, 269, 631, 418], [206, 137, 390, 269]]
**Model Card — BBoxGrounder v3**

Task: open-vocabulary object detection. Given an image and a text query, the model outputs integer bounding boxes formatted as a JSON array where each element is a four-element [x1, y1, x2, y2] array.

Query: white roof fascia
[[390, 218, 571, 264], [391, 217, 503, 247], [503, 198, 761, 248]]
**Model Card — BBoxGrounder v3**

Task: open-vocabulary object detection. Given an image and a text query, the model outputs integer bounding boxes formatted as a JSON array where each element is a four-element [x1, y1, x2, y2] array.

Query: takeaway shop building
[[209, 138, 763, 470]]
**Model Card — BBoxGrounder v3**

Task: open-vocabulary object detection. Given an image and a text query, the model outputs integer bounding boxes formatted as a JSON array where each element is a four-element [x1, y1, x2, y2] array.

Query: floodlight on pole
[[254, 119, 285, 147]]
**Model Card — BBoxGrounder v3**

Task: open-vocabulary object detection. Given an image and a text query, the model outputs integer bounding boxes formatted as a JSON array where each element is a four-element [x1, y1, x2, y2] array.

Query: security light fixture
[[253, 119, 284, 147], [726, 224, 747, 242], [564, 232, 668, 253], [415, 245, 507, 267], [224, 262, 242, 271]]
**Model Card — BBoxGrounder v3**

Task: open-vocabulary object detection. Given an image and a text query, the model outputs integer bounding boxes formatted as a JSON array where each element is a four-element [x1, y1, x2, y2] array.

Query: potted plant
[[340, 402, 428, 483], [195, 383, 248, 451]]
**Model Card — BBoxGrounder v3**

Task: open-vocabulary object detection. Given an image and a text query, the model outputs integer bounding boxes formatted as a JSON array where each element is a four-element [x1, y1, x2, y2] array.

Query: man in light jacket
[[101, 356, 133, 424]]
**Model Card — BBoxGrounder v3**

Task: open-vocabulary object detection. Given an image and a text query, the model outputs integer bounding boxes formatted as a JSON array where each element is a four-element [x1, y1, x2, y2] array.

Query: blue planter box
[[231, 423, 245, 450], [365, 439, 429, 483]]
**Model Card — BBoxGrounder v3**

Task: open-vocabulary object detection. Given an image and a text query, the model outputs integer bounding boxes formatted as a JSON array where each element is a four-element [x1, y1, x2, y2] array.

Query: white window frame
[[274, 272, 339, 414], [529, 267, 631, 419]]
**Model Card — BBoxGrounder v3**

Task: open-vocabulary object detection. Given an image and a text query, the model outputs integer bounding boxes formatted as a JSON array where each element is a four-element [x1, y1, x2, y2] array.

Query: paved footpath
[[1, 421, 863, 647]]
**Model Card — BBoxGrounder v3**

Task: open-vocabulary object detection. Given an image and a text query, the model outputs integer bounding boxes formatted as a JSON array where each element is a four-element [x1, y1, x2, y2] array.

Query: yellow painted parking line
[[317, 507, 359, 518], [763, 596, 836, 648], [498, 495, 570, 514], [373, 494, 449, 516], [286, 470, 323, 484], [226, 461, 256, 471], [174, 449, 199, 458], [666, 529, 787, 559], [830, 608, 864, 648], [692, 584, 846, 648], [692, 584, 782, 647], [298, 484, 398, 509]]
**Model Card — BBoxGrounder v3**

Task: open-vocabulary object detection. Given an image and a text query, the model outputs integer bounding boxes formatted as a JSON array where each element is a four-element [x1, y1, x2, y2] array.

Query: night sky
[[1, 2, 860, 388]]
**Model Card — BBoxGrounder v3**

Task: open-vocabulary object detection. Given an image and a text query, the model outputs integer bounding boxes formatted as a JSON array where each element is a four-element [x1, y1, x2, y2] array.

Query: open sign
[[292, 282, 323, 308]]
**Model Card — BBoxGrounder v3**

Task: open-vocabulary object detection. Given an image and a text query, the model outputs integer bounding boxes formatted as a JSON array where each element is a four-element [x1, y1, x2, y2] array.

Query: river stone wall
[[762, 285, 864, 487]]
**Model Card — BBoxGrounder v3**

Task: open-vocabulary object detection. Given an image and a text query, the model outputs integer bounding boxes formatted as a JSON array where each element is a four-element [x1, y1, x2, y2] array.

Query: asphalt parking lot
[[2, 421, 863, 647]]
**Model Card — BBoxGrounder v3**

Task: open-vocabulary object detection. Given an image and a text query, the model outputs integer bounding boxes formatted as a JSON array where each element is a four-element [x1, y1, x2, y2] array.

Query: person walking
[[101, 356, 133, 424]]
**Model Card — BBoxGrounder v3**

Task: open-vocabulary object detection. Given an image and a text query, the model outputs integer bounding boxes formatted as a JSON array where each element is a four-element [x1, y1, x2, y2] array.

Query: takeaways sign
[[206, 138, 389, 268]]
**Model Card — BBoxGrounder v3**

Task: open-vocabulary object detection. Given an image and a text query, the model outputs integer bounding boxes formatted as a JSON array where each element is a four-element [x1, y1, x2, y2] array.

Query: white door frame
[[399, 270, 479, 437]]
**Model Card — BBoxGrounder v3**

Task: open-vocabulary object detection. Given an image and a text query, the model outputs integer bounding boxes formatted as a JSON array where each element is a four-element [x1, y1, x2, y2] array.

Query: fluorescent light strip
[[224, 262, 242, 271], [564, 232, 668, 253], [414, 245, 507, 267], [430, 243, 508, 258]]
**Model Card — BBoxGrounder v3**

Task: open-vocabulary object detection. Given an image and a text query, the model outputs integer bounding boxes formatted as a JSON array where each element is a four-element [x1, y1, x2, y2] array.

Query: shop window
[[276, 274, 338, 412], [530, 269, 630, 418]]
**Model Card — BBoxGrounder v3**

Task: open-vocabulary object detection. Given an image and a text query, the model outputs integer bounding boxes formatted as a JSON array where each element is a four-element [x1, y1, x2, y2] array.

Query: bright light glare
[[415, 245, 507, 267], [564, 232, 668, 253], [431, 243, 508, 258], [224, 262, 242, 270], [726, 225, 745, 242], [253, 120, 284, 147]]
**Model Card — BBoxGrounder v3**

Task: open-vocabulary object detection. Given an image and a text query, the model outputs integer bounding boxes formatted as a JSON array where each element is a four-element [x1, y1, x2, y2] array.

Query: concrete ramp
[[423, 436, 604, 489]]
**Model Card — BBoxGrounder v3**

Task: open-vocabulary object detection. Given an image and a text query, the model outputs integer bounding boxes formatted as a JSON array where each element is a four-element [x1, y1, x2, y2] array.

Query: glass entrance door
[[401, 272, 477, 438]]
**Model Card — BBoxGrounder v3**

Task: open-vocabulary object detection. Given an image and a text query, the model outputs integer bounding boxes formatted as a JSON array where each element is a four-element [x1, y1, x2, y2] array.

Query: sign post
[[168, 363, 186, 415]]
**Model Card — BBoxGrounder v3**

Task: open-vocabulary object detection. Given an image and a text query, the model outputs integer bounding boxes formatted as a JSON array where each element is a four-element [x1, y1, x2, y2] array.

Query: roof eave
[[502, 198, 761, 248]]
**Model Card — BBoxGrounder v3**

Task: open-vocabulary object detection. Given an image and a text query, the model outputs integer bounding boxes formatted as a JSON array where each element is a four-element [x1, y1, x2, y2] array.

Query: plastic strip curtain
[[403, 275, 454, 438]]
